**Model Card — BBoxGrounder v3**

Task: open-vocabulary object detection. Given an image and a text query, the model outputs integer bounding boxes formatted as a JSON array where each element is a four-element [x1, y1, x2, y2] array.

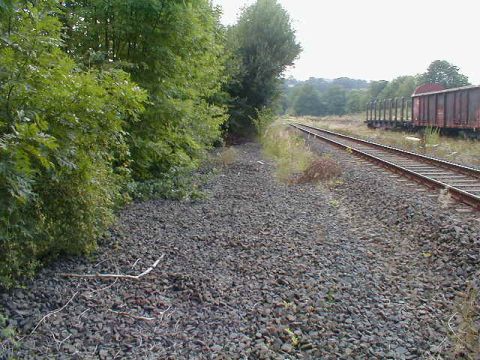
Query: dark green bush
[[0, 0, 231, 287], [0, 2, 147, 287]]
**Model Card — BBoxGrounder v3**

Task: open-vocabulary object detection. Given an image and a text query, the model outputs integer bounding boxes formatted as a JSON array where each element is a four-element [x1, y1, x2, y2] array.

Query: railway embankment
[[1, 140, 479, 359]]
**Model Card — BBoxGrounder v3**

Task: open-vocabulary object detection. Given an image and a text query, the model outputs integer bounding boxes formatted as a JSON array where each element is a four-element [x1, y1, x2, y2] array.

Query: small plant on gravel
[[325, 287, 336, 302], [0, 311, 16, 358], [327, 178, 345, 188], [216, 147, 238, 167], [293, 156, 343, 185], [451, 284, 480, 359], [282, 301, 295, 309], [438, 188, 453, 209], [328, 199, 340, 208], [284, 328, 300, 348]]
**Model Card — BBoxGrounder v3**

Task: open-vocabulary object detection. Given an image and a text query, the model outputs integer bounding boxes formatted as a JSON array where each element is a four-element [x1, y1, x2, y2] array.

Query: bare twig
[[94, 258, 109, 267], [51, 332, 72, 351], [108, 309, 155, 321], [77, 308, 90, 319], [86, 279, 118, 295], [448, 312, 459, 336], [59, 256, 164, 281], [27, 291, 79, 337], [131, 258, 141, 269], [159, 306, 172, 321]]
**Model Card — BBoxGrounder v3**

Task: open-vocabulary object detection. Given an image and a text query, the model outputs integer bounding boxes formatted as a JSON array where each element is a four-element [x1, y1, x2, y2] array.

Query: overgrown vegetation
[[261, 120, 314, 182], [451, 284, 480, 359], [0, 1, 147, 287], [0, 0, 301, 287], [0, 309, 16, 357], [295, 157, 342, 185], [423, 126, 441, 148], [261, 119, 342, 184]]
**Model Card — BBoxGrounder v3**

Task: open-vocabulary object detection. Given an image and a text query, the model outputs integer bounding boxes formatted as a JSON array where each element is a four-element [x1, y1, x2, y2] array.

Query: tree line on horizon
[[284, 60, 471, 117]]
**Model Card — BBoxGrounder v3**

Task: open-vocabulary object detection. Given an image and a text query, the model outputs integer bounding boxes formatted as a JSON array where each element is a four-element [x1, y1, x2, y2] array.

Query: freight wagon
[[365, 84, 480, 136]]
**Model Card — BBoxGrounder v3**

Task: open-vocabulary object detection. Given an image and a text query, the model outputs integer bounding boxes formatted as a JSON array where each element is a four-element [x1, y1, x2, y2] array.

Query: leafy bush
[[0, 2, 146, 287], [62, 0, 228, 184], [0, 310, 16, 357]]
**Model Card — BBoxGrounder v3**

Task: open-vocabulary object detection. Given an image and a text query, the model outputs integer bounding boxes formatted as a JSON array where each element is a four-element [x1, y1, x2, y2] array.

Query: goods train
[[365, 84, 480, 137]]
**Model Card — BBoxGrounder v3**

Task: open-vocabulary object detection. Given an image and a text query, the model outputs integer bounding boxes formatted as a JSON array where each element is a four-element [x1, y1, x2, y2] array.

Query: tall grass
[[451, 285, 480, 359], [261, 120, 315, 182], [424, 126, 441, 147]]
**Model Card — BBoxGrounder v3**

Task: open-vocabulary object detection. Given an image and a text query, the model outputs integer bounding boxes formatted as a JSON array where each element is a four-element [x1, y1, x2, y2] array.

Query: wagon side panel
[[469, 87, 480, 129], [436, 94, 445, 127], [444, 92, 456, 128]]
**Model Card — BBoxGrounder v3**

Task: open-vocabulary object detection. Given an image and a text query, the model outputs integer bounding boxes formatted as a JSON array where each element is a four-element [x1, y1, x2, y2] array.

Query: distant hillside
[[280, 76, 369, 116]]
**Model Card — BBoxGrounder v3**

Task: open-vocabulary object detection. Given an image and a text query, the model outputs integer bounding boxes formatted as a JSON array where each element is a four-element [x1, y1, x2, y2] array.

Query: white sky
[[212, 0, 480, 84]]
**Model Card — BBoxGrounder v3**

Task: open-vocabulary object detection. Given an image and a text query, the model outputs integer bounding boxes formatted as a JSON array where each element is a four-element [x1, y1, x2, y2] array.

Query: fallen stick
[[27, 291, 79, 336], [58, 256, 164, 281], [108, 309, 155, 321]]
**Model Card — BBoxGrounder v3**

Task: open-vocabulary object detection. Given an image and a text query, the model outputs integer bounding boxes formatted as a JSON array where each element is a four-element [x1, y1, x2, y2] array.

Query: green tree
[[324, 85, 347, 115], [225, 0, 301, 135], [0, 0, 146, 286], [378, 75, 417, 99], [62, 0, 228, 186], [368, 80, 388, 99], [292, 84, 324, 116], [346, 89, 368, 114], [419, 60, 470, 89]]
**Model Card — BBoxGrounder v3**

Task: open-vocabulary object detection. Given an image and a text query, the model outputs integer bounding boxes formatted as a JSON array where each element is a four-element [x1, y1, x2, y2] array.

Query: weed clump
[[261, 121, 314, 181], [216, 147, 238, 167], [451, 283, 480, 359], [293, 156, 342, 184]]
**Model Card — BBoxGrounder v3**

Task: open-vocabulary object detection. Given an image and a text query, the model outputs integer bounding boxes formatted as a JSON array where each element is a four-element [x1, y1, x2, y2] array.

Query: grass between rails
[[260, 120, 342, 185], [292, 115, 480, 169]]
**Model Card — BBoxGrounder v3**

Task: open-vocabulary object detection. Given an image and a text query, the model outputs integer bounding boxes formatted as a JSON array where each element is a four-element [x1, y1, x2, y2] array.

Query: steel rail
[[296, 123, 480, 179], [291, 123, 480, 210]]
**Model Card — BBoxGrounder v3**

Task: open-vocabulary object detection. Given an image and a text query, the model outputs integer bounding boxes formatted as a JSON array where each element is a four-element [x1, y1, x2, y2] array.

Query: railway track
[[292, 123, 480, 211]]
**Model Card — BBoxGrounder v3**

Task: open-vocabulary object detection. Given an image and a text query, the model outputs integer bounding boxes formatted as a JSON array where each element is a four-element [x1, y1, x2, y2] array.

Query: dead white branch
[[108, 309, 155, 321], [58, 256, 164, 281], [27, 291, 79, 336], [52, 332, 72, 351]]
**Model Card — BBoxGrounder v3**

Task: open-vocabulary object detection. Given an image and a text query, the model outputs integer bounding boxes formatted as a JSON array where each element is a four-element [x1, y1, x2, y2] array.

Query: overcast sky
[[212, 0, 479, 84]]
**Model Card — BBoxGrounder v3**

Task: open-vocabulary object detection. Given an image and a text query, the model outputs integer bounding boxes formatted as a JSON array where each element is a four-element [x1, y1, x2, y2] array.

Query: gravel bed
[[1, 141, 479, 359]]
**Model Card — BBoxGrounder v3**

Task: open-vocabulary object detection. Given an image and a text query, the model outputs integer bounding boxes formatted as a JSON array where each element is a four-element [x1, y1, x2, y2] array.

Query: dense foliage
[[0, 0, 230, 287], [62, 0, 228, 185], [0, 1, 147, 286], [224, 0, 301, 136]]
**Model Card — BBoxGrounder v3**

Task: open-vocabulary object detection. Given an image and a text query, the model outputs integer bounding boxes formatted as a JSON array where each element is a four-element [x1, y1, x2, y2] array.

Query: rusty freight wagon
[[412, 85, 480, 130], [365, 84, 480, 136]]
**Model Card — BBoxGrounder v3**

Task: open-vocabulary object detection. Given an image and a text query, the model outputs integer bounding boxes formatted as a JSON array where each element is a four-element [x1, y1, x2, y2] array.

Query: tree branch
[[58, 256, 164, 281]]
